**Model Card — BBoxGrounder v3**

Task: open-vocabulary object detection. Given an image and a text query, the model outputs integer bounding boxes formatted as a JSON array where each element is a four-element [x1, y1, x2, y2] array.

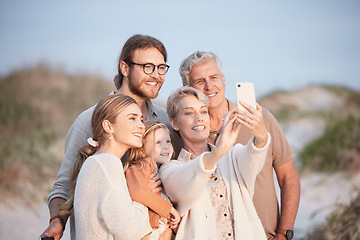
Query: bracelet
[[49, 215, 66, 231]]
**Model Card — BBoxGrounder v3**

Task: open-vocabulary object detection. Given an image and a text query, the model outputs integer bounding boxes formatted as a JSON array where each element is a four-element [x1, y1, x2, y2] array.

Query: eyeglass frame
[[129, 62, 170, 75]]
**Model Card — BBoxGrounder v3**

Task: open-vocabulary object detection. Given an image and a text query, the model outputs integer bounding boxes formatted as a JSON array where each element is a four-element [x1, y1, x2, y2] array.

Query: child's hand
[[169, 207, 181, 233], [149, 172, 162, 194]]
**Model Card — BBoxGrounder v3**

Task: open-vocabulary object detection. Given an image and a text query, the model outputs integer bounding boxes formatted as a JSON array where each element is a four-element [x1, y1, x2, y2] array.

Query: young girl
[[124, 120, 180, 240], [57, 94, 156, 240]]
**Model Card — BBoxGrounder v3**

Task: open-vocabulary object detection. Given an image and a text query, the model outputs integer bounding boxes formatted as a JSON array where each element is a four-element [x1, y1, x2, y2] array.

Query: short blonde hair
[[166, 86, 209, 120]]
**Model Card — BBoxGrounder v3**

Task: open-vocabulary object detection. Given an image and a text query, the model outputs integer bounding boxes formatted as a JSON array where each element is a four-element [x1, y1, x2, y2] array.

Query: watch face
[[286, 230, 294, 239]]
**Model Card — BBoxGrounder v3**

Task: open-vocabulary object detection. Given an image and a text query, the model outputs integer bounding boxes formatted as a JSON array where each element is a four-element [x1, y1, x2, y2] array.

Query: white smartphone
[[235, 82, 256, 112]]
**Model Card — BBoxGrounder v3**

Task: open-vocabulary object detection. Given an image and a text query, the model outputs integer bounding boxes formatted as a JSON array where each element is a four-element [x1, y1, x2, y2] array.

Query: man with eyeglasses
[[179, 51, 300, 240], [40, 34, 182, 240]]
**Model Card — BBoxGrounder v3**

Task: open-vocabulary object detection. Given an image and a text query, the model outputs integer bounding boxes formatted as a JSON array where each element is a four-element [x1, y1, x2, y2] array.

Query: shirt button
[[228, 233, 232, 236], [214, 177, 218, 181]]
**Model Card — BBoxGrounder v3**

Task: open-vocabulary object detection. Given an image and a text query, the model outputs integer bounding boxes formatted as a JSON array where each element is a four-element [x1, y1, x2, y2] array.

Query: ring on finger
[[249, 120, 253, 125]]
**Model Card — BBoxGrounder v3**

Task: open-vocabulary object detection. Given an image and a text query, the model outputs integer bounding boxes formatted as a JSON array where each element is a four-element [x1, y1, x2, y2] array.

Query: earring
[[109, 136, 112, 140]]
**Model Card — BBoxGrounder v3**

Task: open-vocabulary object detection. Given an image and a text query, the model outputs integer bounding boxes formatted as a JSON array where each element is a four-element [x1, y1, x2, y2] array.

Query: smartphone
[[39, 237, 54, 240], [235, 82, 256, 112]]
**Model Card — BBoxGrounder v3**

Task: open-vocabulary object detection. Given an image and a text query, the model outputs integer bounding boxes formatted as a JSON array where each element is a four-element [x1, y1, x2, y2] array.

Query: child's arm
[[125, 159, 173, 218]]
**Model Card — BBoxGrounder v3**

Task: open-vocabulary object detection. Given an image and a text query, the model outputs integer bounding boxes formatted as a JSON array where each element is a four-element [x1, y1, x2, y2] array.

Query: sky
[[1, 0, 360, 104]]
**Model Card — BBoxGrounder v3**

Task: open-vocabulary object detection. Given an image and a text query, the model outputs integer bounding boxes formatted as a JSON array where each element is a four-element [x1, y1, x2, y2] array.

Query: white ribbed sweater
[[74, 153, 152, 240]]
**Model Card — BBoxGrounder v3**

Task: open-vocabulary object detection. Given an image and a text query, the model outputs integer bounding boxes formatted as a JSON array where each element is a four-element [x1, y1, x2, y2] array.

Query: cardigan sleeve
[[159, 153, 215, 215], [126, 160, 172, 218], [230, 132, 271, 198]]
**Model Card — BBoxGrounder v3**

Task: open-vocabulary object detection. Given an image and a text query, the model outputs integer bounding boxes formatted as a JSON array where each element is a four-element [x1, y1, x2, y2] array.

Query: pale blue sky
[[1, 0, 359, 103]]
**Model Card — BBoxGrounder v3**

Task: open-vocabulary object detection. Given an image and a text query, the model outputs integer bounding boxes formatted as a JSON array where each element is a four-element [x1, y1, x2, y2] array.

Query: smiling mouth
[[133, 133, 142, 138], [206, 92, 216, 97], [145, 81, 158, 86], [192, 125, 205, 130], [160, 153, 169, 156]]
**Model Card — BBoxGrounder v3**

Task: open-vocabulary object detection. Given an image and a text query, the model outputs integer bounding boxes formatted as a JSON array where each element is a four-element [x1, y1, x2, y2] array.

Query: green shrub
[[300, 116, 360, 173]]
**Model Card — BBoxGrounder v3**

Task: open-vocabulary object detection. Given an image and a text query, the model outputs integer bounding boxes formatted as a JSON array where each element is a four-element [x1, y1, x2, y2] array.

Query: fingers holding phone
[[235, 82, 268, 146], [235, 82, 256, 113]]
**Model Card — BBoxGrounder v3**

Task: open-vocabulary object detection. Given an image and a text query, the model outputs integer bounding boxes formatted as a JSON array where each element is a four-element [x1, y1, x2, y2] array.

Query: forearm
[[160, 158, 213, 213], [278, 173, 300, 230], [49, 197, 70, 227], [126, 168, 172, 218], [202, 147, 226, 170], [233, 134, 270, 193], [133, 189, 172, 218]]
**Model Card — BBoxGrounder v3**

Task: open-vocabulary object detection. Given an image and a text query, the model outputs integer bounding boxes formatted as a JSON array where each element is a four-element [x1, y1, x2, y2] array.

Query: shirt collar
[[145, 99, 158, 118], [177, 143, 216, 164]]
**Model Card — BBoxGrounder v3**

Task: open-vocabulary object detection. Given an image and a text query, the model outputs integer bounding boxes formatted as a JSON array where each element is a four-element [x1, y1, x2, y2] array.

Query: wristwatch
[[276, 228, 294, 240]]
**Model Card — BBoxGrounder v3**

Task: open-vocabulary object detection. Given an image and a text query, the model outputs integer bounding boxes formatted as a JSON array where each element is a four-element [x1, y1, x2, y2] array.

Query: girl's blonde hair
[[59, 94, 137, 215], [124, 120, 171, 172]]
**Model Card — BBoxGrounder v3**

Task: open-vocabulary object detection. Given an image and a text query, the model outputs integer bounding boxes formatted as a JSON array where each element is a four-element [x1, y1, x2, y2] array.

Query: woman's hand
[[237, 101, 268, 148], [216, 108, 243, 153]]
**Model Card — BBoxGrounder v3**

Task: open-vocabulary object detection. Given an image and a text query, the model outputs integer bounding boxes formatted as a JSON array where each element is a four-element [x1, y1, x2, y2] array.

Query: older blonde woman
[[160, 86, 271, 240]]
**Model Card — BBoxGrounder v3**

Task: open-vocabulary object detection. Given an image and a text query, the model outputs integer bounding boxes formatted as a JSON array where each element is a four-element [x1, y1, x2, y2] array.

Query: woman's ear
[[169, 118, 179, 131], [120, 61, 129, 77], [102, 120, 113, 134]]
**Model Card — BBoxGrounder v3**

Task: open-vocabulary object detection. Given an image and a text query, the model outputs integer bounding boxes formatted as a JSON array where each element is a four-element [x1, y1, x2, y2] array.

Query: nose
[[138, 121, 145, 132], [161, 142, 168, 149], [204, 79, 213, 91], [195, 111, 204, 122], [150, 68, 160, 78]]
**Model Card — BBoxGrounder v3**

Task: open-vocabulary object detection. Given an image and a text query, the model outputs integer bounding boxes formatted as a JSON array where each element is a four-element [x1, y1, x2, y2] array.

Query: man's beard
[[128, 72, 162, 99]]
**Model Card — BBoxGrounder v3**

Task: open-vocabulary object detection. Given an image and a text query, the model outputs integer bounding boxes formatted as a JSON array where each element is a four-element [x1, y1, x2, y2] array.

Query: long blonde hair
[[124, 120, 171, 172], [59, 94, 137, 215]]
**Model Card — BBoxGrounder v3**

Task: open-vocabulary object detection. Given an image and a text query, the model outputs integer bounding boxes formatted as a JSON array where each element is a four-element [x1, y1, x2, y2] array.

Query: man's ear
[[120, 61, 129, 77], [102, 120, 113, 134], [222, 74, 226, 87], [169, 118, 179, 131]]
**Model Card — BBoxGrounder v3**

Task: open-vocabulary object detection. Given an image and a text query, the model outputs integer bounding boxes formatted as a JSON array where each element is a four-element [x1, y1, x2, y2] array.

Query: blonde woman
[[160, 86, 271, 240], [58, 94, 154, 240]]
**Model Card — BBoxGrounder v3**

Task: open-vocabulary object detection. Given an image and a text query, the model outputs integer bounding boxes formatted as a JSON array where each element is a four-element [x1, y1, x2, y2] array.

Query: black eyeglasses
[[130, 62, 170, 75]]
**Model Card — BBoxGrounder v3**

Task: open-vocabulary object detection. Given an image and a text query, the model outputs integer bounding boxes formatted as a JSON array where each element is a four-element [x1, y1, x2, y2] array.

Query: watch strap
[[276, 228, 287, 236]]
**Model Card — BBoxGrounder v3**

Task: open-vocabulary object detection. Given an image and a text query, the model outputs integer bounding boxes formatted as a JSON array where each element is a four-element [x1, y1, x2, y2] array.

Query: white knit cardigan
[[160, 134, 271, 240], [74, 153, 152, 240]]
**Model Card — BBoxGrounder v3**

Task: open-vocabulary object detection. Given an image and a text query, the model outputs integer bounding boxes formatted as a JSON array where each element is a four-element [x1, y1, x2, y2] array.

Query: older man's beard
[[128, 72, 162, 99]]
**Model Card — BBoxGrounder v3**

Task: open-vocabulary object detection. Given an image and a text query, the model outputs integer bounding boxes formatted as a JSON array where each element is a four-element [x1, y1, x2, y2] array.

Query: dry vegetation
[[304, 190, 360, 240], [0, 63, 113, 204]]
